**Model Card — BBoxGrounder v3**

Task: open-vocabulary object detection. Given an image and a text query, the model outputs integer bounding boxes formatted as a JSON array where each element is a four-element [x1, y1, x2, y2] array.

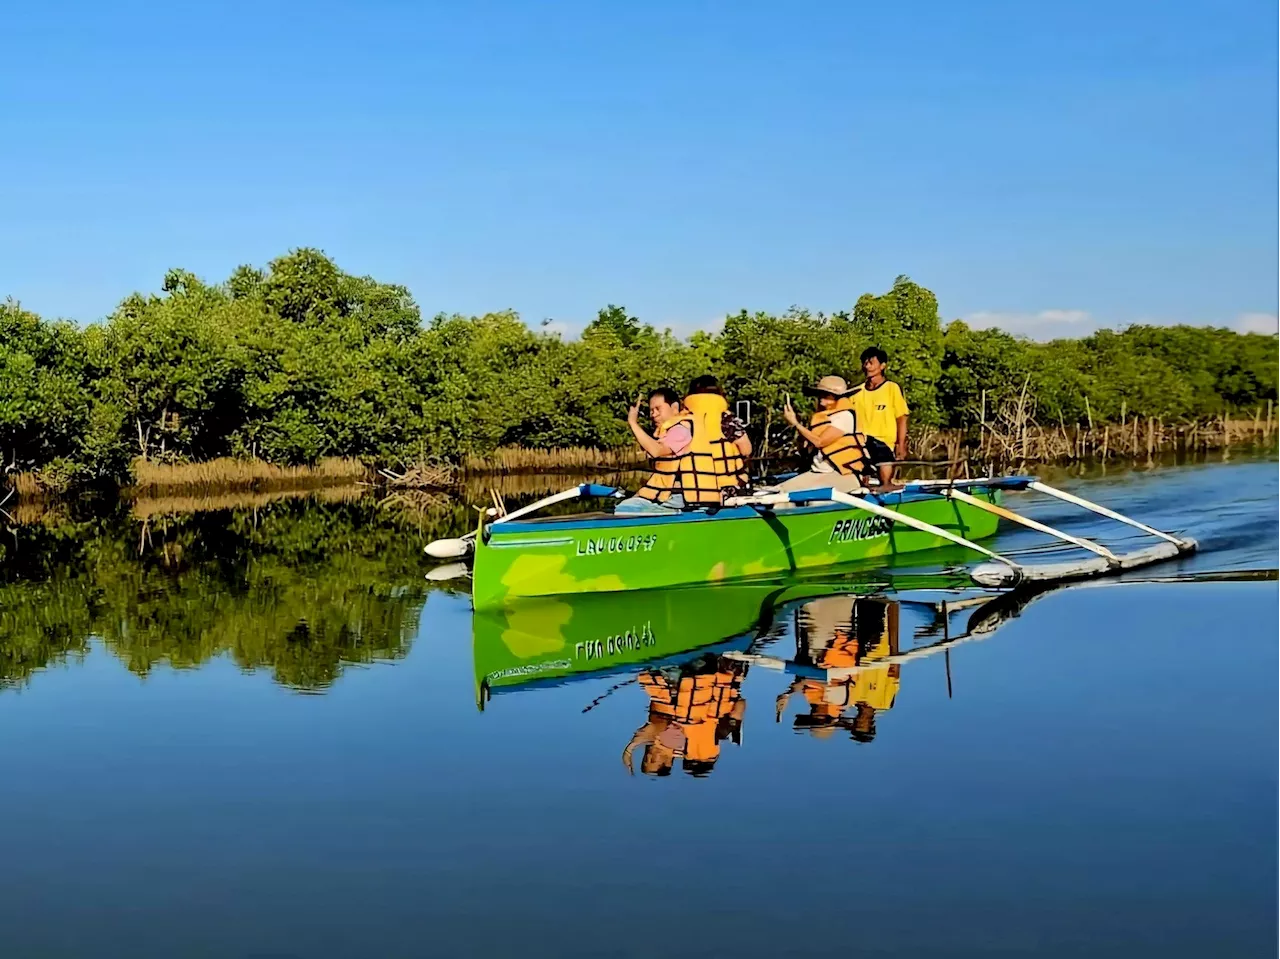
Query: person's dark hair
[[687, 374, 725, 396], [860, 346, 888, 365], [648, 387, 681, 406]]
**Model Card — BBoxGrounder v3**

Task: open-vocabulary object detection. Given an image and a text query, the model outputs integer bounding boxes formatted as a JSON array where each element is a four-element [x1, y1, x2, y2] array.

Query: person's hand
[[782, 395, 799, 427], [895, 443, 908, 461], [627, 393, 643, 426]]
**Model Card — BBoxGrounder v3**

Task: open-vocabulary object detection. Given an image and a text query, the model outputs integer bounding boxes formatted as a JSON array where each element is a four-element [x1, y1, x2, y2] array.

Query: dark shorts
[[862, 436, 895, 469]]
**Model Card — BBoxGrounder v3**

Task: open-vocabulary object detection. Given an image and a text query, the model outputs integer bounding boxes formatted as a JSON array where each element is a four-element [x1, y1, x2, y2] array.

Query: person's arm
[[627, 394, 673, 459], [622, 721, 661, 774], [775, 680, 804, 722], [734, 434, 752, 458], [892, 385, 910, 460], [782, 397, 838, 449]]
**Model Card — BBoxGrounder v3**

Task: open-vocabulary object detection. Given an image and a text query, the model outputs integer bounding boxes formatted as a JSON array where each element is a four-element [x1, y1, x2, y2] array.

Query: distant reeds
[[7, 472, 47, 497], [128, 456, 372, 495], [913, 410, 1277, 472], [129, 484, 366, 521], [464, 446, 647, 473]]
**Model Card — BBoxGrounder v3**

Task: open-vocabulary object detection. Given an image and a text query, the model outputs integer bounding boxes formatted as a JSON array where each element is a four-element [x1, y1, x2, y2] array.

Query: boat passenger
[[687, 374, 751, 494], [617, 387, 694, 513], [850, 347, 910, 487], [777, 375, 872, 492], [620, 382, 742, 512]]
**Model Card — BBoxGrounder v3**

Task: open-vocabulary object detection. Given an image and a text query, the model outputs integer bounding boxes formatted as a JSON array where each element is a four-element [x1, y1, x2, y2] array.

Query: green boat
[[468, 483, 1003, 609], [427, 476, 1197, 610]]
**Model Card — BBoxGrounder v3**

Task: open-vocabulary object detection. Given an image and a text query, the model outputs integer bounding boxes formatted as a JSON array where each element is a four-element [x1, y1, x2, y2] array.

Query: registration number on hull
[[576, 534, 658, 556]]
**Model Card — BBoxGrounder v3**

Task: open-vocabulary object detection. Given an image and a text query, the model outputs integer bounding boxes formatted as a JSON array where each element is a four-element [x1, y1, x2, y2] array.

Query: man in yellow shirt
[[850, 347, 909, 487]]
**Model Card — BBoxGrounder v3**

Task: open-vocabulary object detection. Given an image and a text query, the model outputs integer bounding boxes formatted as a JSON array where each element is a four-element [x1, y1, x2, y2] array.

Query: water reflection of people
[[622, 654, 748, 777], [775, 596, 900, 742]]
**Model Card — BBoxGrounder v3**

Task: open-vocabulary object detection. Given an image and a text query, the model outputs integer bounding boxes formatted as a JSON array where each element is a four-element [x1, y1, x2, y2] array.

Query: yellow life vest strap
[[809, 399, 868, 476], [637, 413, 695, 502]]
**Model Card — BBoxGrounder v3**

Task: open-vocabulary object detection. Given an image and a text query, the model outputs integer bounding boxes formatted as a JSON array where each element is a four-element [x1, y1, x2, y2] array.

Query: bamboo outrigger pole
[[1026, 481, 1191, 548], [937, 486, 1120, 563]]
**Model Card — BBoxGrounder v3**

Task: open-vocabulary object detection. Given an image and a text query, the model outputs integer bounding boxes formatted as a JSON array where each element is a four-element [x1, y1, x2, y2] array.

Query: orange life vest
[[639, 666, 745, 764], [636, 412, 694, 504], [809, 397, 868, 475]]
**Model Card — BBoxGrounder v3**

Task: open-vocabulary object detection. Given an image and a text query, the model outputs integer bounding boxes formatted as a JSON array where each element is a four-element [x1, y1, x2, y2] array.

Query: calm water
[[2, 457, 1276, 958]]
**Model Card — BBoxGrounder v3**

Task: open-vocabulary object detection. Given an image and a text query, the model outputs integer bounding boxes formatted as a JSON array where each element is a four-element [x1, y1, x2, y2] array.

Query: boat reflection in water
[[471, 566, 1036, 778]]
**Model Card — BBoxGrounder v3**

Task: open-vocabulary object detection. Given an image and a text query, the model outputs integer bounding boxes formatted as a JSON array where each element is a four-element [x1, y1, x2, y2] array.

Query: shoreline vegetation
[[4, 248, 1276, 502], [6, 446, 1273, 532], [4, 420, 1273, 512]]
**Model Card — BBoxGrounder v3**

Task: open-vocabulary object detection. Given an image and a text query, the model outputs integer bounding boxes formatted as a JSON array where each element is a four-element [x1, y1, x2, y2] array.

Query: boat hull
[[472, 488, 1001, 609]]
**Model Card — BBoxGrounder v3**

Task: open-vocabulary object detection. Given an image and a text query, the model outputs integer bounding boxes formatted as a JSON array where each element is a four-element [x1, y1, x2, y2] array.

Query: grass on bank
[[129, 456, 372, 495], [463, 446, 647, 473], [4, 416, 1275, 502]]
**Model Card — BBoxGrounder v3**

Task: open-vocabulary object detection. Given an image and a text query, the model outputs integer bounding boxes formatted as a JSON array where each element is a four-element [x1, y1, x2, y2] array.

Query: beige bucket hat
[[802, 375, 854, 397]]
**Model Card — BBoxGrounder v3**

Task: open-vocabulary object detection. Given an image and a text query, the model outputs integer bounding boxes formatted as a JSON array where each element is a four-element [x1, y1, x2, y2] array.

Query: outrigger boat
[[427, 476, 1198, 610]]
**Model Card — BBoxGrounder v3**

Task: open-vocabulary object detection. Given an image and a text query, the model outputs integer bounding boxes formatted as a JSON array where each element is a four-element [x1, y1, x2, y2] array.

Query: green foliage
[[938, 320, 1278, 428], [0, 299, 95, 473], [0, 498, 441, 691], [847, 275, 945, 427], [2, 254, 1275, 485]]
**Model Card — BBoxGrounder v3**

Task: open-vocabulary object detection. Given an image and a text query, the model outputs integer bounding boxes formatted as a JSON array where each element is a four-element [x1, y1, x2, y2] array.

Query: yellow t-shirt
[[851, 381, 909, 447]]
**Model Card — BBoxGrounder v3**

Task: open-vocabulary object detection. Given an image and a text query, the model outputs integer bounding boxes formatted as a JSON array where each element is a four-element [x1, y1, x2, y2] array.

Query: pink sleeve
[[663, 424, 693, 456]]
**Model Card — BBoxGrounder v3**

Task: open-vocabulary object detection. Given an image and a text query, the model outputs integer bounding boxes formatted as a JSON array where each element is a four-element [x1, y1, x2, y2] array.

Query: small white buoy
[[425, 562, 470, 582], [425, 537, 472, 559]]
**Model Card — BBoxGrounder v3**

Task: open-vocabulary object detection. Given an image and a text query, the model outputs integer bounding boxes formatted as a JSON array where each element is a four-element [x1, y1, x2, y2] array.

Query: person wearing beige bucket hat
[[776, 374, 885, 492]]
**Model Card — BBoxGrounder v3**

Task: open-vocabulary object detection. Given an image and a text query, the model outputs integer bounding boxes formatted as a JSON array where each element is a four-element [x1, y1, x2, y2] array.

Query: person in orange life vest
[[777, 375, 872, 492], [775, 597, 901, 743], [622, 655, 748, 778], [615, 387, 694, 513], [851, 346, 910, 488], [687, 374, 752, 494], [622, 382, 740, 510]]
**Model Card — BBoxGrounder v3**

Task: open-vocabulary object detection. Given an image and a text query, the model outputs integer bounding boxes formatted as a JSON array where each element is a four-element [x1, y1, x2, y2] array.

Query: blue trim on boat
[[486, 486, 966, 535]]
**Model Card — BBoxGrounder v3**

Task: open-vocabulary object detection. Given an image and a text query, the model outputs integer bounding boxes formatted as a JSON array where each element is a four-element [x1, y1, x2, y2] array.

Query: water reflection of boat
[[471, 582, 773, 708], [471, 570, 970, 709], [474, 568, 1278, 778]]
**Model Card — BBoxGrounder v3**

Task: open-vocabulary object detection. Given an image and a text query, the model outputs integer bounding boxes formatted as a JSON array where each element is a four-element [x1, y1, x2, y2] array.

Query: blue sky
[[2, 0, 1275, 339]]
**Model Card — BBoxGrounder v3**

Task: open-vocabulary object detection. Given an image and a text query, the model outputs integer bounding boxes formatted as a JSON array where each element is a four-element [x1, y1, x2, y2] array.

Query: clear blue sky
[[2, 0, 1276, 338]]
